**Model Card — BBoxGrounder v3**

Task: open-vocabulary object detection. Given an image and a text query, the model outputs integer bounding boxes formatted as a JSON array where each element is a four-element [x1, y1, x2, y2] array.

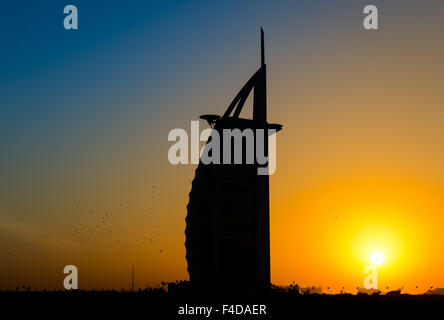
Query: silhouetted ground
[[2, 284, 443, 318]]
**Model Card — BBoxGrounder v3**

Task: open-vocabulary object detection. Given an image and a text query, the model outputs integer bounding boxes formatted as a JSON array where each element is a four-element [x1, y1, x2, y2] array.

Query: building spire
[[219, 28, 267, 121], [254, 27, 267, 122], [261, 27, 265, 67]]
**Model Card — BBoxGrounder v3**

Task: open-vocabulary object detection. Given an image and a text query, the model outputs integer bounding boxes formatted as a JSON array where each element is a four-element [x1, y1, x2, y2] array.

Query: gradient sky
[[1, 0, 444, 293]]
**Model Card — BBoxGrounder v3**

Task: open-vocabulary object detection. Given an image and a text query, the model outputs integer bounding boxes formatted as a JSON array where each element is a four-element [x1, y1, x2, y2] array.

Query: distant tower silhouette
[[131, 265, 135, 291], [185, 29, 282, 292]]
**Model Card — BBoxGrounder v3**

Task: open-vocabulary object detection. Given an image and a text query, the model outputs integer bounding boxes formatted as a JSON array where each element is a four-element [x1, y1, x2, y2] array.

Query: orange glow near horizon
[[270, 174, 443, 293]]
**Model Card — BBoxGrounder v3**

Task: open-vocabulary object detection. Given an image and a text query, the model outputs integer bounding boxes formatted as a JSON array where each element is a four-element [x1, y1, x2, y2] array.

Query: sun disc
[[370, 251, 384, 265]]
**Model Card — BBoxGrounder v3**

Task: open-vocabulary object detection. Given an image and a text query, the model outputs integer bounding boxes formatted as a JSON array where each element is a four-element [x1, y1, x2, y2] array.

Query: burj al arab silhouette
[[185, 29, 282, 293]]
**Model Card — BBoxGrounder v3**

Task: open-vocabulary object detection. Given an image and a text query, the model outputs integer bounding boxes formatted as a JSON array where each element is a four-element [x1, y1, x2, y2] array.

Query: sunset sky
[[1, 0, 444, 293]]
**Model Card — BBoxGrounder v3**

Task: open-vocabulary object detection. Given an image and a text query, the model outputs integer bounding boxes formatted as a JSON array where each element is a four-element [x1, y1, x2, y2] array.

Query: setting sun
[[371, 252, 385, 266]]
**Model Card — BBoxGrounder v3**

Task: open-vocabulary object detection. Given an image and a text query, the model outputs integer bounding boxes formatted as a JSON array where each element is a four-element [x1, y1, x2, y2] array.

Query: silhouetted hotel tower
[[185, 29, 282, 292]]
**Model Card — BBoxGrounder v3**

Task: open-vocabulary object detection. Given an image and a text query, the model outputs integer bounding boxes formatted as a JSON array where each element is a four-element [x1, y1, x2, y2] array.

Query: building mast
[[261, 27, 265, 68]]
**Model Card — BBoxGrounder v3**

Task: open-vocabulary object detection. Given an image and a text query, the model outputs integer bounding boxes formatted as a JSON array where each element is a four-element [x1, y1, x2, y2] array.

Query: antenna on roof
[[261, 27, 265, 67]]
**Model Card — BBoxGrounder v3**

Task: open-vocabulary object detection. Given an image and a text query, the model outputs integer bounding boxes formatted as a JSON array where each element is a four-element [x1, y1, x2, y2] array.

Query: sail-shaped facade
[[185, 29, 282, 292]]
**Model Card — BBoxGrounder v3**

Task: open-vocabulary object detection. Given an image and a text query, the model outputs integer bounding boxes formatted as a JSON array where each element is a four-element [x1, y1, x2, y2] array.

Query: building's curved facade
[[185, 30, 281, 292]]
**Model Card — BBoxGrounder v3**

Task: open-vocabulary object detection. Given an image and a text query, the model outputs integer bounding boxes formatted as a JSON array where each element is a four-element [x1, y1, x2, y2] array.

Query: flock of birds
[[50, 184, 164, 257]]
